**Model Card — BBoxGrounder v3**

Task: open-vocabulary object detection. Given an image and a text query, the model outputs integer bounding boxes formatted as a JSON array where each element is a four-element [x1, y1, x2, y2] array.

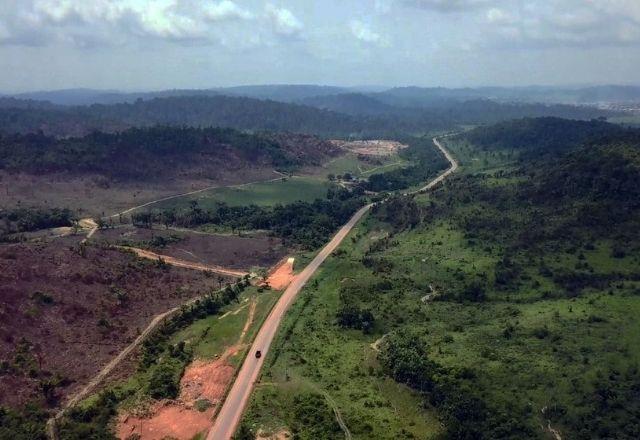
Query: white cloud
[[203, 1, 253, 22], [473, 1, 640, 49], [265, 4, 303, 37], [0, 0, 258, 47], [349, 20, 389, 47]]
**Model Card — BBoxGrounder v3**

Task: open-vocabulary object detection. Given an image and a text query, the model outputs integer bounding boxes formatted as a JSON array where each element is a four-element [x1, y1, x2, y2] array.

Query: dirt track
[[121, 246, 249, 278], [206, 135, 459, 439]]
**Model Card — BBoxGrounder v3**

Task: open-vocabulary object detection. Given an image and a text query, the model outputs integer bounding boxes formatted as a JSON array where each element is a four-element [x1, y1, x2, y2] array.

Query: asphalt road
[[206, 136, 459, 439], [206, 203, 372, 440]]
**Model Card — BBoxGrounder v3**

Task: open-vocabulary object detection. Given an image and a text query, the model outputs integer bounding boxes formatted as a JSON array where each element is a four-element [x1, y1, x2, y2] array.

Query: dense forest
[[0, 93, 615, 138], [0, 126, 338, 180], [132, 188, 365, 250], [462, 117, 637, 159]]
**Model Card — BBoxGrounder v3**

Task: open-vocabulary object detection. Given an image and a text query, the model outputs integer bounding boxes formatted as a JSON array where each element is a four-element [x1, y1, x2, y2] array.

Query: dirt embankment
[[117, 300, 257, 440], [265, 257, 296, 290]]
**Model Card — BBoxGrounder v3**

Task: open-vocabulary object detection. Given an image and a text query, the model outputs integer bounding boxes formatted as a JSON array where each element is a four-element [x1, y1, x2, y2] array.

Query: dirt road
[[122, 246, 249, 278], [108, 170, 288, 219], [206, 136, 459, 439]]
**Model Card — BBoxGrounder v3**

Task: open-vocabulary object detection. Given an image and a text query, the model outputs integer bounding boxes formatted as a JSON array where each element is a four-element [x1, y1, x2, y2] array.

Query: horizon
[[2, 1, 640, 92], [4, 82, 640, 96]]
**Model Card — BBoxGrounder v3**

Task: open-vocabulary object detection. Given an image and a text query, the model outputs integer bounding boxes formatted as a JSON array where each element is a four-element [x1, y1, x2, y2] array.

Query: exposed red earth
[[206, 136, 458, 439]]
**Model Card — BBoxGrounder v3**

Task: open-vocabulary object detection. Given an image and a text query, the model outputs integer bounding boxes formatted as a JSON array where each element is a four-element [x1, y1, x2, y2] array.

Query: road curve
[[207, 135, 459, 439]]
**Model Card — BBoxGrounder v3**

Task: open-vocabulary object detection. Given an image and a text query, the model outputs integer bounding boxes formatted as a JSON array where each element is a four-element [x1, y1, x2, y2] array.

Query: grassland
[[239, 136, 640, 439], [319, 152, 408, 179], [54, 285, 282, 439], [241, 217, 443, 440], [150, 152, 407, 212], [151, 175, 332, 210]]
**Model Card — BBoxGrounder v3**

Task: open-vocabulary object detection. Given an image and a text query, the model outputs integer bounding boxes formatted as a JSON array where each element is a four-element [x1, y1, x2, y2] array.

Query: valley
[[1, 87, 639, 440]]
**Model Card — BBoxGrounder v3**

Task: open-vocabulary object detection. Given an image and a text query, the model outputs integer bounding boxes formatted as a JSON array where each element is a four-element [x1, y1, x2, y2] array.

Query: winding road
[[206, 135, 459, 439]]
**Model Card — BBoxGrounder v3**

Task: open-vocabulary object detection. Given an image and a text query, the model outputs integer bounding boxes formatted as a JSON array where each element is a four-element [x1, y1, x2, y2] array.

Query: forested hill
[[373, 123, 640, 439], [463, 117, 638, 158], [0, 96, 398, 138], [0, 93, 616, 139], [0, 126, 339, 180]]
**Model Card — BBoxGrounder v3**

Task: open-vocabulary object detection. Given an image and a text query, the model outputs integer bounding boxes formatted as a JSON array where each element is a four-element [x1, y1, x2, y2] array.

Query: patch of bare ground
[[0, 168, 276, 217], [264, 257, 296, 290], [95, 226, 288, 270], [256, 428, 292, 440], [0, 237, 230, 409], [116, 353, 237, 440], [117, 300, 257, 440], [330, 139, 408, 156]]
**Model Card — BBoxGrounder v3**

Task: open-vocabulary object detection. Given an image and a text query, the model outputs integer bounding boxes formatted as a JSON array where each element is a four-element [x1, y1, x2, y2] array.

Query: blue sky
[[1, 0, 639, 92]]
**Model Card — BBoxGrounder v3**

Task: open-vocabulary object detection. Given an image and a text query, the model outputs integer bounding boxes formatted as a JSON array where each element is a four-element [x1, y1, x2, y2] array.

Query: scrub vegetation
[[240, 118, 640, 439]]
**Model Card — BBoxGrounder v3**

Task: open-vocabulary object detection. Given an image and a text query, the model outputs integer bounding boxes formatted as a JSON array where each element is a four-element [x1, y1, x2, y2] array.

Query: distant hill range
[[0, 84, 619, 138], [4, 84, 640, 107]]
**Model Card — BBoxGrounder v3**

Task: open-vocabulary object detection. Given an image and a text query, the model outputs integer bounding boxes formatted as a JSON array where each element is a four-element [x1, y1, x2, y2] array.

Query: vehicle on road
[[255, 350, 262, 358]]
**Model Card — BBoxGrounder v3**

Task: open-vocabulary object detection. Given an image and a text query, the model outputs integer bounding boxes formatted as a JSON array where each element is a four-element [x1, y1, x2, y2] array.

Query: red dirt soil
[[117, 353, 237, 440], [117, 301, 256, 440], [266, 258, 296, 290]]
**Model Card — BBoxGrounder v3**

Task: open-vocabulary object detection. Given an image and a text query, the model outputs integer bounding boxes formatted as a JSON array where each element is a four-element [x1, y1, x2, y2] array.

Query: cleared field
[[94, 226, 287, 271], [153, 175, 332, 210], [0, 168, 276, 217], [331, 140, 408, 156], [52, 284, 282, 439], [0, 237, 226, 409]]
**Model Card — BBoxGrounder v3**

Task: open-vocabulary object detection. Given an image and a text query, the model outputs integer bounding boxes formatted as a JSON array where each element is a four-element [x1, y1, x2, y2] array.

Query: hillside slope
[[0, 126, 339, 181], [240, 119, 640, 439]]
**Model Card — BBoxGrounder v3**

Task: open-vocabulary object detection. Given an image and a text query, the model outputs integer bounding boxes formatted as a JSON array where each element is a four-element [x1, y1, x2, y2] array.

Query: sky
[[1, 0, 640, 92]]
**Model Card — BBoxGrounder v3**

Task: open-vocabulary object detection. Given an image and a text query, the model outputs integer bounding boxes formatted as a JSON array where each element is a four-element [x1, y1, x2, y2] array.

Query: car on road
[[255, 350, 262, 358]]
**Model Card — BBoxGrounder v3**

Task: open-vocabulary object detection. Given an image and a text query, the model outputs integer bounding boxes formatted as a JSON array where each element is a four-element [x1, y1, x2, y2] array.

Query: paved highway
[[207, 136, 458, 439]]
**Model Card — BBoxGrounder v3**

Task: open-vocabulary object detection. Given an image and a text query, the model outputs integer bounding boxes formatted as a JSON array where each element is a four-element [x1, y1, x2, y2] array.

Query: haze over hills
[[3, 0, 640, 438], [0, 88, 619, 139], [5, 84, 640, 107]]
